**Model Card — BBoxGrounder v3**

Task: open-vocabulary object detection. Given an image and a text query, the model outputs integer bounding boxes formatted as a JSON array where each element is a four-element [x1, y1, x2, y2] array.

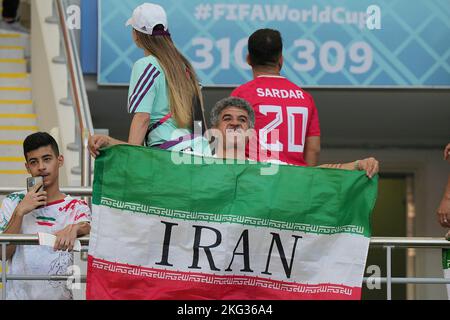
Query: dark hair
[[248, 28, 283, 67], [23, 132, 59, 159]]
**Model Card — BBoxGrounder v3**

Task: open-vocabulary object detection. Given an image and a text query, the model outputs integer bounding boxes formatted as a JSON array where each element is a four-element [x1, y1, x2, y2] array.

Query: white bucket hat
[[125, 3, 170, 36]]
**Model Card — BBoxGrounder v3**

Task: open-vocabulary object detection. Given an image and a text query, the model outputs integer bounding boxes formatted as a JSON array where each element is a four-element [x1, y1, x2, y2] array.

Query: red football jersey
[[231, 76, 320, 166]]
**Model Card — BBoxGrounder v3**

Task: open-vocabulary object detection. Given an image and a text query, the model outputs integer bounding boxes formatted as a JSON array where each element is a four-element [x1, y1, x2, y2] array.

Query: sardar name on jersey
[[232, 76, 321, 166]]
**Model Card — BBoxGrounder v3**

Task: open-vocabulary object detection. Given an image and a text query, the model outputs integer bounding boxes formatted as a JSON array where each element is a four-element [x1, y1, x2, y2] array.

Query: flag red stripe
[[86, 256, 361, 300]]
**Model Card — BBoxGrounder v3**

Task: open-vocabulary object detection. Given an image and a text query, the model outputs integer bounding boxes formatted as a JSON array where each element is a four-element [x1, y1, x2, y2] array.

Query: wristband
[[354, 160, 360, 170]]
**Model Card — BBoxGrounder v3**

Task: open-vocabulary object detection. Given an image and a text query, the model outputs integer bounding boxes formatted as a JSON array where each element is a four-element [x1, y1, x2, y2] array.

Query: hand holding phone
[[16, 177, 47, 216]]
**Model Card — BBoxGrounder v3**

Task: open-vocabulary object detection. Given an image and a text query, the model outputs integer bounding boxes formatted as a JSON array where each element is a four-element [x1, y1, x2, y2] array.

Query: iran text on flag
[[444, 249, 450, 299], [86, 146, 378, 300]]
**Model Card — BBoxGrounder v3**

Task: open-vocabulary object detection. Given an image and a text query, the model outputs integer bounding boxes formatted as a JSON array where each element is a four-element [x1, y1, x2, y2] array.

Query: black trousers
[[2, 0, 19, 19]]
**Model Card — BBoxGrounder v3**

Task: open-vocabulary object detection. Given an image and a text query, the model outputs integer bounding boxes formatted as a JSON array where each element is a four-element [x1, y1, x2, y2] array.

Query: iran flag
[[87, 146, 378, 300], [444, 249, 450, 299]]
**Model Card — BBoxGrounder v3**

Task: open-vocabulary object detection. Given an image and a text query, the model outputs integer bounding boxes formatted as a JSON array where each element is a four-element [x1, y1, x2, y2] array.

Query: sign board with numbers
[[98, 0, 450, 87]]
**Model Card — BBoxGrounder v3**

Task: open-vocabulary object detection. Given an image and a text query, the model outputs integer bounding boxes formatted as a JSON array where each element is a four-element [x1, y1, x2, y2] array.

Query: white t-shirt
[[0, 191, 91, 300]]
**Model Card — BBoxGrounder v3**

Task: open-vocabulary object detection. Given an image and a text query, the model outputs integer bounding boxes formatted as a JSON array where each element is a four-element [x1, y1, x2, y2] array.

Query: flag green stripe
[[92, 146, 377, 237], [443, 249, 450, 269]]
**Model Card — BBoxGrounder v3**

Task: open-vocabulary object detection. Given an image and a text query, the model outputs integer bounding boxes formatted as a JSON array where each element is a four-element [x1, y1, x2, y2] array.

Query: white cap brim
[[125, 17, 133, 27]]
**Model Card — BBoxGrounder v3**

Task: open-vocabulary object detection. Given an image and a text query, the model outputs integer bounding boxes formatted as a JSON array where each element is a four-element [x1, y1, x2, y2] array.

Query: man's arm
[[1, 185, 47, 261], [318, 157, 379, 179], [53, 222, 91, 252], [304, 136, 320, 167], [437, 174, 450, 228]]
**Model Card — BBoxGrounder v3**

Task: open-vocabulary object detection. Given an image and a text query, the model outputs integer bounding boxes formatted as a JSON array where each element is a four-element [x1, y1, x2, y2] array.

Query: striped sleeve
[[127, 59, 161, 114]]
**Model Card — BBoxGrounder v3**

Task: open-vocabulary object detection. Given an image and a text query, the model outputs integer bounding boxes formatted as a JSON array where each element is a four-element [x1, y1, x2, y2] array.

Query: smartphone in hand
[[27, 176, 44, 193]]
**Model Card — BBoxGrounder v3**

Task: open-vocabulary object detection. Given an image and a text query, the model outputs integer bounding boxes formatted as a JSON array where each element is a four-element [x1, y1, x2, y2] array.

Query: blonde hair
[[134, 29, 203, 129]]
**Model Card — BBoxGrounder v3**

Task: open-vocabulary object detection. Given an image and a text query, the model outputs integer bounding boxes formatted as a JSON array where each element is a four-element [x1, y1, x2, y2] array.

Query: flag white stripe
[[89, 205, 370, 288]]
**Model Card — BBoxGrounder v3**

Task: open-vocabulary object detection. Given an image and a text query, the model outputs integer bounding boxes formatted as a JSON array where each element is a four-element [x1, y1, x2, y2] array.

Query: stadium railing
[[1, 187, 449, 300]]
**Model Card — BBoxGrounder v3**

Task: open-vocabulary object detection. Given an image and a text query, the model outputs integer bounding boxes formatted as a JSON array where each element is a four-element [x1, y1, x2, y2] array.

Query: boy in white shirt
[[0, 132, 91, 300]]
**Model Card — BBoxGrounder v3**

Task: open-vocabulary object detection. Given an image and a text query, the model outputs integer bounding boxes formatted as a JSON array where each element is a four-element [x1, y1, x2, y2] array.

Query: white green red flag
[[86, 146, 378, 300], [444, 249, 450, 299]]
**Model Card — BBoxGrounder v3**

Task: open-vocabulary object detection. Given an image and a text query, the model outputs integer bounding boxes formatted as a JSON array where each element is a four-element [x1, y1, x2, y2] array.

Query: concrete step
[[0, 127, 38, 140], [0, 32, 29, 49], [0, 144, 24, 157], [0, 73, 30, 87], [0, 159, 26, 170], [0, 46, 24, 59], [0, 31, 32, 188], [0, 87, 31, 100], [0, 30, 30, 59], [0, 59, 27, 73], [0, 114, 37, 126], [0, 103, 34, 113], [0, 100, 34, 114]]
